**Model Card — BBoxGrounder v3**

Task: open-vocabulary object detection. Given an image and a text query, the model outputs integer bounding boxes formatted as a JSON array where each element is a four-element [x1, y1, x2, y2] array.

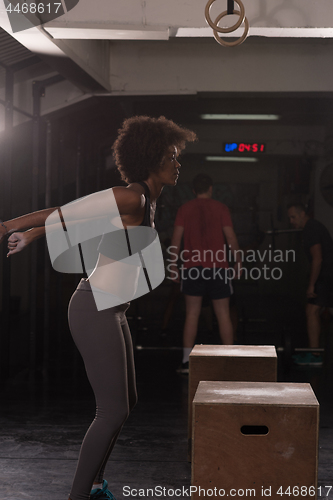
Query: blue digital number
[[224, 143, 238, 152]]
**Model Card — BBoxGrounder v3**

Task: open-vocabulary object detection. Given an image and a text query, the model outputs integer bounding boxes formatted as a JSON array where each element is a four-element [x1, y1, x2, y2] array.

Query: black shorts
[[307, 279, 333, 307], [180, 266, 232, 300]]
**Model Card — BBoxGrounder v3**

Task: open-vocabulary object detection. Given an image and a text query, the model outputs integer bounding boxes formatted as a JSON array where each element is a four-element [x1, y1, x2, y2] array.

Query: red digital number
[[236, 143, 265, 153], [238, 143, 251, 152]]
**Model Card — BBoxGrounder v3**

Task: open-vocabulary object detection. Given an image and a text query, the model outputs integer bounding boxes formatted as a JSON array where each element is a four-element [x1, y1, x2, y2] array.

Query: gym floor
[[0, 344, 333, 500]]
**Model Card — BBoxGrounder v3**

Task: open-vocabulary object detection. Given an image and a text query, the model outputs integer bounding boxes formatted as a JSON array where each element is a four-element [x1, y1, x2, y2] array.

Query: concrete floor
[[0, 348, 333, 500]]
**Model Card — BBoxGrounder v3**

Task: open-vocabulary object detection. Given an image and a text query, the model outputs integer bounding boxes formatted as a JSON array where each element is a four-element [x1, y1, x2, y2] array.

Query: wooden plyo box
[[192, 381, 319, 500], [188, 345, 277, 456]]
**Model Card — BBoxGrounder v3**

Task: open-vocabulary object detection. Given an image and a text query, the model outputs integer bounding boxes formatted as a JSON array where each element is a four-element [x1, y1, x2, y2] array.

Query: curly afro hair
[[112, 116, 197, 183]]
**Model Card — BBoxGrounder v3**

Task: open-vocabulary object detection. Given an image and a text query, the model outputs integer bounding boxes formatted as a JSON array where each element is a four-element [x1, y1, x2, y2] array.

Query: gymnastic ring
[[205, 0, 245, 33], [213, 12, 249, 47], [205, 0, 245, 34]]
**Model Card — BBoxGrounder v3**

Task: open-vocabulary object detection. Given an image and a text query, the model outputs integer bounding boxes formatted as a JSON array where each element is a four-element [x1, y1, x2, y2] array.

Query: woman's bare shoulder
[[112, 185, 145, 215]]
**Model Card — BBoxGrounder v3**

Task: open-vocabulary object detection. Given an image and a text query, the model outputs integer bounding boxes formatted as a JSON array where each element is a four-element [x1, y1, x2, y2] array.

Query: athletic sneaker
[[176, 361, 189, 374], [91, 480, 116, 500], [292, 352, 323, 366]]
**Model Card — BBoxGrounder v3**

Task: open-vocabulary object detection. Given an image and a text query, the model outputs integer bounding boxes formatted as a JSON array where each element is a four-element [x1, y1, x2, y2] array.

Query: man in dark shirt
[[288, 203, 333, 365]]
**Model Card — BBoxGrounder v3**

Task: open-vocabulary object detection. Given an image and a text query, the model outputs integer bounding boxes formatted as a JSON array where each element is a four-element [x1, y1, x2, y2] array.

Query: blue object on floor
[[292, 352, 323, 366]]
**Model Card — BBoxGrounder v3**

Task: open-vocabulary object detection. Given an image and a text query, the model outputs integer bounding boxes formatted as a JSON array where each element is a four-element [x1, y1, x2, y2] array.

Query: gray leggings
[[67, 279, 138, 500]]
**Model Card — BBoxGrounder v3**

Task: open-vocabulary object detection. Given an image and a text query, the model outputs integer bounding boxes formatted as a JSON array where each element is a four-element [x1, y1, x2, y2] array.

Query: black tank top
[[97, 181, 153, 259], [137, 181, 151, 227]]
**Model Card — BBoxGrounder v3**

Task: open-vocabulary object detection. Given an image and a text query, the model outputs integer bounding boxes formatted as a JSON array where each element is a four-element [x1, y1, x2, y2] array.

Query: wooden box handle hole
[[241, 425, 269, 435]]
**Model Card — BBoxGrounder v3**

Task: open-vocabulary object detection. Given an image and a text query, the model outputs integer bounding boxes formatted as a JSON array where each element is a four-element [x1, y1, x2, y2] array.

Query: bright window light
[[201, 114, 280, 121], [206, 156, 258, 162]]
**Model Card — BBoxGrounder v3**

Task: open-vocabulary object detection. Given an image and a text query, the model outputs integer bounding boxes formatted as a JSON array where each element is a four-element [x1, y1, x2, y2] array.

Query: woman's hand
[[7, 232, 31, 257], [7, 227, 46, 257]]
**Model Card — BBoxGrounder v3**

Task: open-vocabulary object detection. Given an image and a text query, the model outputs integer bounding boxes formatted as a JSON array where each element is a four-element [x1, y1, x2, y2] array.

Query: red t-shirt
[[174, 198, 233, 269]]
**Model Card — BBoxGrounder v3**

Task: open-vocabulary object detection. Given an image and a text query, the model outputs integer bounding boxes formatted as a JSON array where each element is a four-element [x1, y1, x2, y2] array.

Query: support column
[[29, 75, 63, 384], [55, 132, 64, 379], [42, 120, 52, 388], [29, 80, 44, 383], [0, 68, 14, 385]]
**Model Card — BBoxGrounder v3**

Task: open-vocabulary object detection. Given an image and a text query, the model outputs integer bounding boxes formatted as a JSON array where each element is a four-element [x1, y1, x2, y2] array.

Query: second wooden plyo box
[[188, 345, 278, 458]]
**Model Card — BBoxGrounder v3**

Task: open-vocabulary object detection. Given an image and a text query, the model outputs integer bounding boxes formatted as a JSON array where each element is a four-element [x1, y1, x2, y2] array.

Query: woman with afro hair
[[0, 116, 196, 500]]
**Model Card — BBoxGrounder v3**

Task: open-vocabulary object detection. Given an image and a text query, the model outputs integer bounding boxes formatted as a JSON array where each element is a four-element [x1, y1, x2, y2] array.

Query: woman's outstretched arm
[[0, 207, 58, 244], [1, 187, 142, 240], [2, 186, 143, 256]]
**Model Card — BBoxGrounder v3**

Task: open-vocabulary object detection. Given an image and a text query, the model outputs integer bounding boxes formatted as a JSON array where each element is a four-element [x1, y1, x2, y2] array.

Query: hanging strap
[[57, 207, 87, 277], [227, 0, 234, 14]]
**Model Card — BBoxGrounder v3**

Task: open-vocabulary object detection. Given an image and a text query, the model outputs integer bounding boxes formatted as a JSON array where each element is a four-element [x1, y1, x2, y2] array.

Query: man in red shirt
[[169, 173, 242, 372]]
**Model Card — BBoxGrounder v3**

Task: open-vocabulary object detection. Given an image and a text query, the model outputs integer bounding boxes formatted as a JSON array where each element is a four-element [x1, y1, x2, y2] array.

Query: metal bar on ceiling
[[0, 98, 33, 119], [11, 56, 40, 72]]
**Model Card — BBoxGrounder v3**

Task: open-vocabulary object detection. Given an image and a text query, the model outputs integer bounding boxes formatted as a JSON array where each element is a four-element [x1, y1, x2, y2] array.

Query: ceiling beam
[[0, 7, 111, 92]]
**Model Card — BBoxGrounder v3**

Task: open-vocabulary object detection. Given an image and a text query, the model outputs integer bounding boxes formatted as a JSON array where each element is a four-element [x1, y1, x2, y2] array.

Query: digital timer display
[[224, 143, 266, 153]]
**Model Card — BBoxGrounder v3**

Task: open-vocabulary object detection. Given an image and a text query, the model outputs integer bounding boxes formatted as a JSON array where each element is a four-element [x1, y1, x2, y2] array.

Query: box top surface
[[190, 345, 277, 358], [194, 381, 319, 406]]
